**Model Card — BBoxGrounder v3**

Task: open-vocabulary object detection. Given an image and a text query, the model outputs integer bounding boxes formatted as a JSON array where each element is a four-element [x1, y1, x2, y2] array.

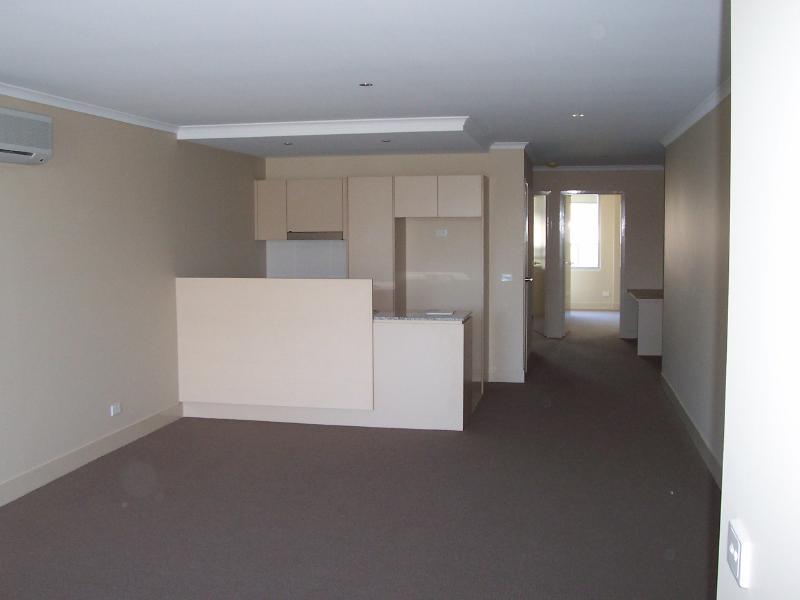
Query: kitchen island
[[177, 278, 476, 431], [372, 310, 475, 430]]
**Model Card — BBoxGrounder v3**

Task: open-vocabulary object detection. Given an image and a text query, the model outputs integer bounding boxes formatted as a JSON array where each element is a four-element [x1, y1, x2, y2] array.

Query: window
[[568, 195, 600, 269]]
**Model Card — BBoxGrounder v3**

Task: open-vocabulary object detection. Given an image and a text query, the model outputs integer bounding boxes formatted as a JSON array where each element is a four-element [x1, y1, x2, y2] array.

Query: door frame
[[523, 179, 530, 373], [545, 190, 626, 338], [528, 190, 551, 350]]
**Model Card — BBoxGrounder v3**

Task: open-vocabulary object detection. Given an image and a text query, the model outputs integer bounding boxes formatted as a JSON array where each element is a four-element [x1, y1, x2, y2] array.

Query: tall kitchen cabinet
[[255, 179, 287, 241], [394, 175, 484, 218], [393, 174, 488, 398], [347, 176, 395, 311], [437, 175, 483, 217], [394, 176, 437, 217]]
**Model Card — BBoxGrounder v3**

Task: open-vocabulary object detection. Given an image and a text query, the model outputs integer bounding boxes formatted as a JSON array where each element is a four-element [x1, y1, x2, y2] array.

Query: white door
[[531, 193, 547, 336], [523, 180, 531, 373], [563, 195, 572, 328]]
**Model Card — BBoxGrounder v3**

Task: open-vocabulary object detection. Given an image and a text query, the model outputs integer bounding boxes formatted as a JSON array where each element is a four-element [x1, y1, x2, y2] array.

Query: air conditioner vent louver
[[0, 148, 35, 157], [0, 107, 52, 165]]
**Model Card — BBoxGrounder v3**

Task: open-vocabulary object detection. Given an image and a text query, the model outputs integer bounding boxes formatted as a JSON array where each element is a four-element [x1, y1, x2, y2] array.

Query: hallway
[[0, 312, 719, 599], [520, 309, 719, 597]]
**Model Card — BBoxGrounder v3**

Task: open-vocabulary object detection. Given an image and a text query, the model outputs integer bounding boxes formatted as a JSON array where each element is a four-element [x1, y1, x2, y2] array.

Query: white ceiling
[[0, 0, 729, 164]]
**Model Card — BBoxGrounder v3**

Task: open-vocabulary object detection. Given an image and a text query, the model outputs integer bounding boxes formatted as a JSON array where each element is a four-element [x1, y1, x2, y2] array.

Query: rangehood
[[286, 231, 343, 240]]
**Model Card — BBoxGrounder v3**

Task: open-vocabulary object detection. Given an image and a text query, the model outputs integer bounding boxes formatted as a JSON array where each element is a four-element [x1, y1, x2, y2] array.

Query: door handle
[[524, 277, 533, 282]]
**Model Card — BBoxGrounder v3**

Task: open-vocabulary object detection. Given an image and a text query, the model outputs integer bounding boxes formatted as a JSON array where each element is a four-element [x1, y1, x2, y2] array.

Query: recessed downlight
[[358, 82, 374, 87], [283, 141, 293, 146], [571, 113, 585, 118]]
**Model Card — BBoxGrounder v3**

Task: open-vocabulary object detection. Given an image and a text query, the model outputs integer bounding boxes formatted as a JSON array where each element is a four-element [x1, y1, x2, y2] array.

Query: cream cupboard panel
[[286, 178, 344, 232], [404, 217, 484, 385], [183, 317, 472, 431], [394, 176, 437, 217], [176, 278, 373, 410], [437, 175, 483, 217], [347, 176, 395, 311], [255, 179, 287, 240]]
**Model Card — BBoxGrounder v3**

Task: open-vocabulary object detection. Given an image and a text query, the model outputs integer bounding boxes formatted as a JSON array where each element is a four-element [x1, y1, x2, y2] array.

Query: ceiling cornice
[[532, 164, 664, 172], [490, 141, 534, 160], [0, 81, 178, 133], [660, 78, 731, 147], [176, 116, 472, 140], [490, 141, 528, 150]]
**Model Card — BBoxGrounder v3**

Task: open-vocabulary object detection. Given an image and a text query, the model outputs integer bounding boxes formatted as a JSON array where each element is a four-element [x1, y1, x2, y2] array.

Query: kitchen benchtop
[[373, 310, 471, 323], [628, 288, 664, 300]]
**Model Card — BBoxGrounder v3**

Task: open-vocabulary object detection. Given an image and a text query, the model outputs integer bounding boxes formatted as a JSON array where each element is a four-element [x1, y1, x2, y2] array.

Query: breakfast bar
[[177, 278, 477, 430]]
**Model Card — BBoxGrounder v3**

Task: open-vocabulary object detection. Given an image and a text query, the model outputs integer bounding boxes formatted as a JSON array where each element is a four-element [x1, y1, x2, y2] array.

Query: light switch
[[501, 274, 513, 282], [727, 519, 752, 588]]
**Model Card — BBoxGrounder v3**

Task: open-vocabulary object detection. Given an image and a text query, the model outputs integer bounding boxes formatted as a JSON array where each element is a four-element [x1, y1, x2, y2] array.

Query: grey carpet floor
[[0, 311, 719, 599]]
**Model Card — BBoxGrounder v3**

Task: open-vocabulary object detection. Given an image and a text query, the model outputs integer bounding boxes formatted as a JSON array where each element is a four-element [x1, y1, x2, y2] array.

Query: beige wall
[[532, 168, 664, 338], [568, 194, 621, 310], [264, 148, 527, 383], [0, 96, 263, 489], [663, 97, 730, 477]]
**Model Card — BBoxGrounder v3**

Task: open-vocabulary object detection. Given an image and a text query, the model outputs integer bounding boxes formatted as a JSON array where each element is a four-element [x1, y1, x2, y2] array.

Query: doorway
[[565, 193, 622, 314], [542, 191, 626, 339]]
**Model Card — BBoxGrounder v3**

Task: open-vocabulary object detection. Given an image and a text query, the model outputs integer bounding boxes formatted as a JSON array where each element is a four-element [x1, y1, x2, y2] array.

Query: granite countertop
[[628, 288, 664, 300], [373, 310, 471, 323]]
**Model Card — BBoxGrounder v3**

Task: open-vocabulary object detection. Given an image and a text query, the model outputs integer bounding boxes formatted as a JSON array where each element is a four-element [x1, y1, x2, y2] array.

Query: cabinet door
[[437, 175, 483, 217], [255, 179, 287, 240], [286, 178, 344, 232], [394, 176, 437, 217], [347, 177, 395, 311]]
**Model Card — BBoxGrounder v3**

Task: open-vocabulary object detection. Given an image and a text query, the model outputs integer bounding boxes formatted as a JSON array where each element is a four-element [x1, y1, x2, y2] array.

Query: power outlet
[[109, 403, 122, 417], [435, 228, 448, 238], [727, 519, 752, 588], [601, 290, 611, 297]]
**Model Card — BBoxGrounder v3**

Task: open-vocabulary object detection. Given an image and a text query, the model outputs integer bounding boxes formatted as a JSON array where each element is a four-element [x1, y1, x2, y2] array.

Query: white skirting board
[[0, 404, 182, 508], [181, 401, 461, 430], [661, 377, 722, 486]]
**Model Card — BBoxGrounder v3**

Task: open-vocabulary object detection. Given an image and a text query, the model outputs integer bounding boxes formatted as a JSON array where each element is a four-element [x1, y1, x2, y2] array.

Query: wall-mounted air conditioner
[[0, 107, 52, 165]]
